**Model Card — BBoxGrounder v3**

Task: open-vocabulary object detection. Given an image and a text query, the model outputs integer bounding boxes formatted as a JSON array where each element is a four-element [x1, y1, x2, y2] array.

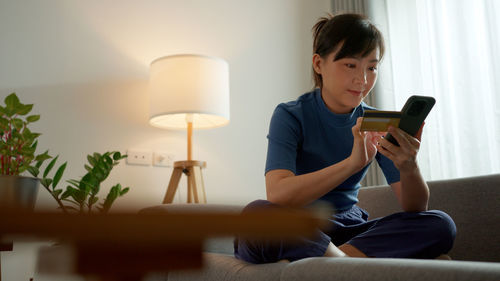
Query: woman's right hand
[[348, 117, 382, 172]]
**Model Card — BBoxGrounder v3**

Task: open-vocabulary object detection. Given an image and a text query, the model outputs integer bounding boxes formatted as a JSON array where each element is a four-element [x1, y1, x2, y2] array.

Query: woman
[[234, 13, 456, 263]]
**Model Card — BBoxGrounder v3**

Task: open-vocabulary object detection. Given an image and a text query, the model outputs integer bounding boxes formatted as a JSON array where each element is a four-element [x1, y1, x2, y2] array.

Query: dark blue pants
[[234, 200, 456, 263]]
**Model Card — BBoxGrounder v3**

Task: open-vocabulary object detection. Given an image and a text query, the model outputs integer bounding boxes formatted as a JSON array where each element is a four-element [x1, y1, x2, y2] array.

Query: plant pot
[[0, 175, 39, 210]]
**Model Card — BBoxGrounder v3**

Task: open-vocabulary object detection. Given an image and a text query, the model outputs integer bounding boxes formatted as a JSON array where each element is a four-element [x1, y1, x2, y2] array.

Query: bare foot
[[436, 254, 452, 260], [323, 242, 347, 257], [339, 244, 368, 258]]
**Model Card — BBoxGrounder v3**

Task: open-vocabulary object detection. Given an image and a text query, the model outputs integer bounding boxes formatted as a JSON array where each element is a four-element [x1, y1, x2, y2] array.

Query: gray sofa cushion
[[166, 253, 287, 281], [281, 257, 500, 281], [163, 255, 500, 281]]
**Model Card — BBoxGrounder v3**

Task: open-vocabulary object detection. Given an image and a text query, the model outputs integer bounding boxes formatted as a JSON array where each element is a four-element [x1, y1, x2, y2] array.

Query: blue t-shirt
[[265, 88, 400, 211]]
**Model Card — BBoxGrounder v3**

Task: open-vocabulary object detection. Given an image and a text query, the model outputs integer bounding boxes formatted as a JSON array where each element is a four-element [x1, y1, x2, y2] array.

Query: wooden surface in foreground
[[0, 207, 327, 280]]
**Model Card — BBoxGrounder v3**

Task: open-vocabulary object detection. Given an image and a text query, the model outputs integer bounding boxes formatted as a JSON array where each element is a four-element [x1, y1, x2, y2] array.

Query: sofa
[[142, 173, 500, 281]]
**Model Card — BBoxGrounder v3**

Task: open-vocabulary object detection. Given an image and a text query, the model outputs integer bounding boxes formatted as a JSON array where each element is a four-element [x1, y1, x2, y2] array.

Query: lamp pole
[[186, 114, 193, 161]]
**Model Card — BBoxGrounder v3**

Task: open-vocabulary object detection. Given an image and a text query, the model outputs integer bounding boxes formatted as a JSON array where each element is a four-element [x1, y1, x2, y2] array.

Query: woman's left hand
[[376, 124, 424, 173]]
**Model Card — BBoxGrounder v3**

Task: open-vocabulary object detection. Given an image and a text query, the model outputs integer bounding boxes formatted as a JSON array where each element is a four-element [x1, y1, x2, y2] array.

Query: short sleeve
[[375, 152, 401, 184], [265, 105, 302, 175]]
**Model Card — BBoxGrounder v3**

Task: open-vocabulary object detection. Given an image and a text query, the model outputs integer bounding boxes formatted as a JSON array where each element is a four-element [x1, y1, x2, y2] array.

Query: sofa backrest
[[357, 173, 500, 262]]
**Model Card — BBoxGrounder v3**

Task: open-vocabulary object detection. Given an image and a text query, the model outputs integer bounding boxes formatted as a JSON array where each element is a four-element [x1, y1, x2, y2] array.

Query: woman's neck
[[320, 89, 355, 114]]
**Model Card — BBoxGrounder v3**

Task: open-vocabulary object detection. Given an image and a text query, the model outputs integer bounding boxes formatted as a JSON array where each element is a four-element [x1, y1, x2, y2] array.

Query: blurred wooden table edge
[[0, 242, 12, 251], [37, 241, 203, 281], [0, 207, 328, 280]]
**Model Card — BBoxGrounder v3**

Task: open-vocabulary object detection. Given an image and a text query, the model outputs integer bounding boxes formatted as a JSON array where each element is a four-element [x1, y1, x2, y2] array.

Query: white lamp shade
[[149, 54, 230, 130]]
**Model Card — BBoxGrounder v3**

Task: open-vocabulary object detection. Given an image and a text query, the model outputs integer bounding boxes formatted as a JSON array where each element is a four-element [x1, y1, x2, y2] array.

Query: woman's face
[[313, 47, 380, 114]]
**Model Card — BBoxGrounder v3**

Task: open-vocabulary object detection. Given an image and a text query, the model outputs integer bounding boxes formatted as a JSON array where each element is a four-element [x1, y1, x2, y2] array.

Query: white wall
[[0, 0, 331, 279]]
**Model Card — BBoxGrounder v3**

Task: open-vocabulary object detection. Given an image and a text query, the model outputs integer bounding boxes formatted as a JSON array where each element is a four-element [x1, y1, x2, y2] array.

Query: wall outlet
[[126, 150, 152, 166], [153, 152, 174, 167]]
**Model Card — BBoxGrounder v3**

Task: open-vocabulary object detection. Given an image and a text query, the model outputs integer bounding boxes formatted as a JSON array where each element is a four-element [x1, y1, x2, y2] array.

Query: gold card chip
[[360, 110, 402, 131]]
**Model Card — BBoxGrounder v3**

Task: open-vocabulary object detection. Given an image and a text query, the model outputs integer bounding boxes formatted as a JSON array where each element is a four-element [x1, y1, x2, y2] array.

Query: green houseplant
[[27, 151, 130, 214], [0, 93, 54, 209], [0, 93, 50, 175], [1, 93, 129, 213], [36, 151, 130, 214]]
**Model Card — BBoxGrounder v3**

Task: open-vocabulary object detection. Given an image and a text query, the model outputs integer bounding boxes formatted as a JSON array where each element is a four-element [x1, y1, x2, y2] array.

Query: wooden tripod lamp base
[[162, 160, 207, 204]]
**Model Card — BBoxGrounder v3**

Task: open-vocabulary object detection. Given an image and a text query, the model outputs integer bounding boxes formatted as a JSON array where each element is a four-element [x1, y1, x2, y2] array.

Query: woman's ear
[[312, 53, 322, 74]]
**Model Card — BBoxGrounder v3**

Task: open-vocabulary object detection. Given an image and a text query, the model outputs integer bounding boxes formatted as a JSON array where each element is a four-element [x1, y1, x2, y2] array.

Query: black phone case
[[385, 95, 436, 146]]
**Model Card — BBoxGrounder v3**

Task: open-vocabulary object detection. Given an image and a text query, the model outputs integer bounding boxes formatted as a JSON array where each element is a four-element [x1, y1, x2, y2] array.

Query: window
[[373, 0, 500, 180]]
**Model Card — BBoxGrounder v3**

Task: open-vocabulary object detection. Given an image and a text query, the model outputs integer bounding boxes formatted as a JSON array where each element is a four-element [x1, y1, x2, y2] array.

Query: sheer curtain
[[370, 0, 500, 180]]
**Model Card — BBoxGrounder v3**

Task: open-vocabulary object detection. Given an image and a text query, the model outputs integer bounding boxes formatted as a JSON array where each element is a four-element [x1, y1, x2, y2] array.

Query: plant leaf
[[73, 189, 87, 204], [30, 140, 38, 150], [87, 155, 96, 167], [61, 188, 74, 200], [4, 106, 16, 117], [35, 150, 52, 168], [26, 115, 40, 123], [52, 162, 67, 188], [12, 118, 24, 130], [80, 174, 93, 190], [0, 118, 8, 128], [30, 132, 41, 139], [27, 166, 39, 177], [112, 151, 122, 160], [5, 93, 19, 108], [53, 189, 63, 198], [21, 146, 36, 155], [104, 155, 113, 165], [94, 171, 104, 181], [95, 162, 106, 173], [84, 164, 92, 172], [66, 179, 80, 187], [61, 187, 77, 201], [40, 178, 53, 188], [43, 155, 59, 178], [17, 104, 33, 115], [120, 187, 130, 196]]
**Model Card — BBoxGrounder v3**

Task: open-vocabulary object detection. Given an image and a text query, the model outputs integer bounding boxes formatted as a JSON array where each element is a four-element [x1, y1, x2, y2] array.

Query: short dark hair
[[312, 13, 385, 89]]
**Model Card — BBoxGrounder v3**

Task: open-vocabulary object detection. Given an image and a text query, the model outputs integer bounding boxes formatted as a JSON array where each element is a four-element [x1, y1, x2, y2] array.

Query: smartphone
[[385, 95, 436, 146]]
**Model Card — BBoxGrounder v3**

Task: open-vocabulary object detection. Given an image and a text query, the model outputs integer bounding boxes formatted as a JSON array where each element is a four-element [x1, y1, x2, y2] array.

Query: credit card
[[360, 110, 402, 131]]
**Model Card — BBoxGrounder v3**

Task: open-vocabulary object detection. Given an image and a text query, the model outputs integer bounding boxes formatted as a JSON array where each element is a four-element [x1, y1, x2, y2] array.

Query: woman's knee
[[426, 210, 457, 251], [241, 199, 278, 213], [428, 210, 456, 238]]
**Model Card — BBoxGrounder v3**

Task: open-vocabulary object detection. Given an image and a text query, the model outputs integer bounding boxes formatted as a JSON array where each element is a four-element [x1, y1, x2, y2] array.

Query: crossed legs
[[234, 200, 456, 263]]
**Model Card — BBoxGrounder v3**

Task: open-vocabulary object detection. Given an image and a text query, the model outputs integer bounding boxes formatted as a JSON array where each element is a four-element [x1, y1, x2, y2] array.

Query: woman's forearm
[[266, 158, 359, 207], [399, 167, 429, 212]]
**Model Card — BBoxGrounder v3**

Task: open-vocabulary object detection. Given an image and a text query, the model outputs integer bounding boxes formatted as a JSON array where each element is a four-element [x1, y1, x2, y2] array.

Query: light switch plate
[[153, 152, 174, 167]]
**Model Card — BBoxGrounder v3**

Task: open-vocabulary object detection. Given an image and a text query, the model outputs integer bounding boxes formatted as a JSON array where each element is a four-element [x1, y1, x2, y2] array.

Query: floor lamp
[[148, 54, 230, 204]]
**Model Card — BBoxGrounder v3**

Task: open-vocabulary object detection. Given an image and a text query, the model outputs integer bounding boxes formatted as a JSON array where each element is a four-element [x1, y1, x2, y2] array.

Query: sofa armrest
[[358, 173, 500, 262]]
